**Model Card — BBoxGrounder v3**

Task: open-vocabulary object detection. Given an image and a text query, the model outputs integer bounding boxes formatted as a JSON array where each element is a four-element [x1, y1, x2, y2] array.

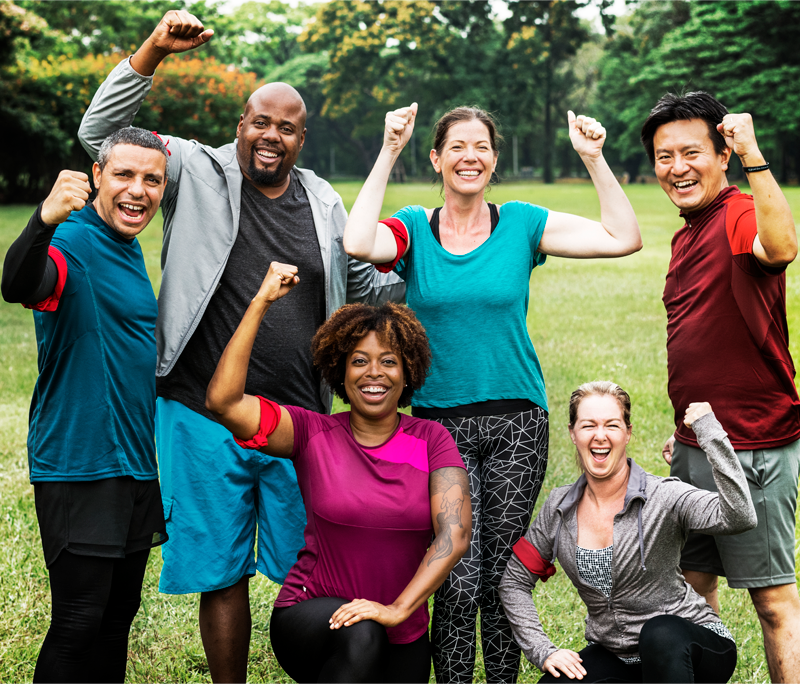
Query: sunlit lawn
[[1, 181, 798, 682]]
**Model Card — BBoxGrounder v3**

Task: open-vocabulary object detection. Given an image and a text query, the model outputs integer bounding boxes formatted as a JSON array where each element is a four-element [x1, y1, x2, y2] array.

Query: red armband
[[374, 218, 409, 273], [23, 246, 67, 312], [233, 395, 281, 450], [512, 537, 557, 582]]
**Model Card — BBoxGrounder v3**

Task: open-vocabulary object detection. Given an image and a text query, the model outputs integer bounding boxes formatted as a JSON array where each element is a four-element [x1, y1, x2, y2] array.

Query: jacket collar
[[556, 458, 648, 518]]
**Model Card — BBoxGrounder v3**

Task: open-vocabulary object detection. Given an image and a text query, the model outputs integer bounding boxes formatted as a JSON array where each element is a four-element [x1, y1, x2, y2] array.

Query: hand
[[383, 103, 417, 156], [146, 10, 214, 56], [716, 113, 763, 165], [568, 111, 606, 160], [40, 170, 91, 226], [662, 433, 676, 466], [254, 262, 299, 304], [684, 402, 712, 428], [329, 599, 406, 630], [542, 649, 587, 680]]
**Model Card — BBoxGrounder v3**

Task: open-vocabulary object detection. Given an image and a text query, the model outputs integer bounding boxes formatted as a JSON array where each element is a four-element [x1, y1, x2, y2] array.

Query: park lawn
[[1, 181, 798, 683]]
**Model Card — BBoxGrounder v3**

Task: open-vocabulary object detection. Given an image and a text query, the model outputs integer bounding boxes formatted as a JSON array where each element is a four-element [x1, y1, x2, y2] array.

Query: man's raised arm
[[78, 10, 213, 160], [718, 113, 797, 268]]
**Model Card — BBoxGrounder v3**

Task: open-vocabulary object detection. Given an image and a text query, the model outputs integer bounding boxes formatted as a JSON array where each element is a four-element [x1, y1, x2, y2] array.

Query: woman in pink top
[[206, 261, 471, 683]]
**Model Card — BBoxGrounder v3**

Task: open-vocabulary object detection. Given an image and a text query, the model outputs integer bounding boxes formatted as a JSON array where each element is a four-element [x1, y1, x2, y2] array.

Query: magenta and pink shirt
[[275, 407, 465, 644]]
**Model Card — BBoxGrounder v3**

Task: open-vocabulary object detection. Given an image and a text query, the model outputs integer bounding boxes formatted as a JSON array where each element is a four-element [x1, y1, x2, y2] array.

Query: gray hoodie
[[78, 58, 405, 411], [498, 412, 757, 669]]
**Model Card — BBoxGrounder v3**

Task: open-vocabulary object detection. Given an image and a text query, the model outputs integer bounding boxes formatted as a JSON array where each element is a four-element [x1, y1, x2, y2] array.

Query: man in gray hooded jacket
[[78, 10, 404, 683]]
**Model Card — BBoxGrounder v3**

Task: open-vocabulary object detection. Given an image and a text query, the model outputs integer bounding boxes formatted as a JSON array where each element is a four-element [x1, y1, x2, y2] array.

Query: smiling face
[[653, 118, 731, 214], [430, 119, 498, 199], [569, 394, 632, 482], [91, 144, 167, 239], [236, 83, 306, 190], [344, 330, 404, 421]]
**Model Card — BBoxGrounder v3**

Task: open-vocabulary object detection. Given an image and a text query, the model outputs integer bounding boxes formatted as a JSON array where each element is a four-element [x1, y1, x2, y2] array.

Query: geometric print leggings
[[431, 407, 549, 684]]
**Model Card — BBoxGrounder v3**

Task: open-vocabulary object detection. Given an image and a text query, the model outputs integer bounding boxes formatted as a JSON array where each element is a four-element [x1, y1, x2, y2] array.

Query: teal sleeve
[[523, 202, 549, 267], [390, 205, 425, 279], [50, 220, 91, 296]]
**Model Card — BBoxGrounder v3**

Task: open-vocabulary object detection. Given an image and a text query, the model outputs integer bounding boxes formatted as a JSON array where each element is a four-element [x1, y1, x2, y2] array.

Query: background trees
[[1, 0, 799, 203]]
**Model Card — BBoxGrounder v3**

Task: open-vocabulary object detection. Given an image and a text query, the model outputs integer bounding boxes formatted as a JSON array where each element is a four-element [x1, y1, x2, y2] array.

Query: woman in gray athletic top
[[498, 381, 757, 683]]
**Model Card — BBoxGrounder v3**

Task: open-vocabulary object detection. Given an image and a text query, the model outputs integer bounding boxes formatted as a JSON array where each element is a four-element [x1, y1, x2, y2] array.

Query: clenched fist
[[147, 10, 214, 57], [683, 402, 713, 428], [40, 171, 91, 226]]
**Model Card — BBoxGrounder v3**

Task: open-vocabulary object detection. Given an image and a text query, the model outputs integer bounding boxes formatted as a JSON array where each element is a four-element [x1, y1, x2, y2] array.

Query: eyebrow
[[251, 113, 296, 126], [448, 138, 491, 145]]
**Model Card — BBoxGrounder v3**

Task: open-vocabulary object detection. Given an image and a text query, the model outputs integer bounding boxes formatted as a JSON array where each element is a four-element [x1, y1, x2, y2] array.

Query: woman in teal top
[[343, 104, 642, 683]]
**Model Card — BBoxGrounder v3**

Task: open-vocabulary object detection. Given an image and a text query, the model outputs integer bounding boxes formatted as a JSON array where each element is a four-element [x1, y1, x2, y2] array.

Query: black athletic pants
[[270, 597, 432, 683], [432, 408, 549, 684], [33, 548, 150, 683], [538, 615, 738, 683]]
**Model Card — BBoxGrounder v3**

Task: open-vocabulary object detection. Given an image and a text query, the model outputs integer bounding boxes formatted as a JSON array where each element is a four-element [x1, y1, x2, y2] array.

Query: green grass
[[1, 181, 799, 682]]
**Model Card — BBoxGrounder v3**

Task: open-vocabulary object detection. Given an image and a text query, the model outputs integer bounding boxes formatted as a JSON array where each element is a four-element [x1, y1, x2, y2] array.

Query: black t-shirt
[[157, 171, 327, 417]]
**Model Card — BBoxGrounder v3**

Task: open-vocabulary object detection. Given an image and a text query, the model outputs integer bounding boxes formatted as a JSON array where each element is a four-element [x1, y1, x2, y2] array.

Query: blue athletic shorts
[[155, 398, 306, 594]]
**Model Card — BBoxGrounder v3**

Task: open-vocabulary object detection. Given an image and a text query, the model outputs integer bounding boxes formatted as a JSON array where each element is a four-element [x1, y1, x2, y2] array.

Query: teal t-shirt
[[392, 201, 549, 410], [28, 206, 159, 482]]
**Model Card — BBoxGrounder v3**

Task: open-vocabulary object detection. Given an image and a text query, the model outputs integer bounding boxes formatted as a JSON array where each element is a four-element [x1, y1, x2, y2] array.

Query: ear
[[92, 162, 102, 190], [429, 148, 441, 174], [299, 127, 306, 151], [569, 426, 577, 445], [491, 151, 498, 174], [625, 425, 632, 445], [720, 146, 732, 171], [236, 113, 244, 138]]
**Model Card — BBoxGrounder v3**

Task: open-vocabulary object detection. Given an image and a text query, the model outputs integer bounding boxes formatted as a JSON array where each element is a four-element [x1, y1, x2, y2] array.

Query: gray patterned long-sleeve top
[[498, 412, 757, 669]]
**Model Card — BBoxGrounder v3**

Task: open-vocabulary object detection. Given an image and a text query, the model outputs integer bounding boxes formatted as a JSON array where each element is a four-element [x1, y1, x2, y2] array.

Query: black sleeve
[[1, 203, 60, 305]]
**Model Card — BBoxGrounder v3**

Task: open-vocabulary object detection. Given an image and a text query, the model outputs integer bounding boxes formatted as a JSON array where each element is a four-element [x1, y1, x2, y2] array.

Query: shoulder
[[499, 200, 548, 218], [285, 405, 345, 435], [51, 209, 97, 261], [401, 416, 464, 469]]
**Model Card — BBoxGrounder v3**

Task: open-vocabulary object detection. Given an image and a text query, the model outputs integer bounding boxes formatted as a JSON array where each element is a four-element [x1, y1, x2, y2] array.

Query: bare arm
[[538, 112, 642, 259], [328, 466, 471, 629], [205, 262, 298, 458], [717, 113, 797, 268], [343, 104, 417, 264]]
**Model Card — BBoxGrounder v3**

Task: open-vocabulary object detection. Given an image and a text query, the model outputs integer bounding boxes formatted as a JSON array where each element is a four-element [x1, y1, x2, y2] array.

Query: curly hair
[[311, 302, 431, 408]]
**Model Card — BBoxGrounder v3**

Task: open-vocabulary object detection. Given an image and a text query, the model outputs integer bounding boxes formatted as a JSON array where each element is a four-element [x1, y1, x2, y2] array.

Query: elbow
[[204, 387, 226, 418], [342, 232, 369, 262], [764, 245, 797, 268]]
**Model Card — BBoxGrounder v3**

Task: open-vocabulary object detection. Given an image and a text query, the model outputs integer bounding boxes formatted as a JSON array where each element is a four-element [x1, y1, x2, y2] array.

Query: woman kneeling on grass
[[498, 382, 757, 683], [205, 261, 470, 683]]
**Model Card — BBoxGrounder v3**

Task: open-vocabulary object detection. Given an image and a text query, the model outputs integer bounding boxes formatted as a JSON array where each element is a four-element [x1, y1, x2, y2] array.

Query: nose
[[128, 175, 146, 197], [671, 153, 689, 175], [592, 426, 608, 443], [365, 359, 383, 377], [464, 145, 478, 161], [261, 124, 281, 142]]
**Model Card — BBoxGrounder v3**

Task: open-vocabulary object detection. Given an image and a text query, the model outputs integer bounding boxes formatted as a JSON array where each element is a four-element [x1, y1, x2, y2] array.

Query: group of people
[[2, 8, 799, 684]]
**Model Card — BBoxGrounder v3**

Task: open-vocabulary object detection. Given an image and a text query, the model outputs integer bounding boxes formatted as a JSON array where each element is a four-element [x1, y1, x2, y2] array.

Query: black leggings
[[34, 548, 150, 683], [270, 597, 432, 683], [538, 615, 738, 683], [432, 409, 549, 683]]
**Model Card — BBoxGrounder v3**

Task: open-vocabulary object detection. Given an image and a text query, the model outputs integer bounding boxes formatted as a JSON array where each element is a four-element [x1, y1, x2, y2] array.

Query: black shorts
[[34, 476, 168, 567]]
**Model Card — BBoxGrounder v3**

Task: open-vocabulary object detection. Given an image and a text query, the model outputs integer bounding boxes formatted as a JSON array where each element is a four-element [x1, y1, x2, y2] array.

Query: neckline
[[346, 412, 404, 450], [425, 202, 502, 258]]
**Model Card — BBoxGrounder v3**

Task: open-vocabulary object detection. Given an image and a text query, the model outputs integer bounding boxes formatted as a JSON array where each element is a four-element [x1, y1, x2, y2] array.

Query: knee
[[750, 585, 800, 629], [639, 615, 689, 656], [104, 593, 142, 629], [337, 620, 387, 663], [436, 582, 480, 617]]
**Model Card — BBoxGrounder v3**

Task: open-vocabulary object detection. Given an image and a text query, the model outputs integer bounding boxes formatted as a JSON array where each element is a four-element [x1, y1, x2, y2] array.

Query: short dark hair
[[311, 302, 431, 408], [97, 127, 169, 171], [640, 91, 729, 166]]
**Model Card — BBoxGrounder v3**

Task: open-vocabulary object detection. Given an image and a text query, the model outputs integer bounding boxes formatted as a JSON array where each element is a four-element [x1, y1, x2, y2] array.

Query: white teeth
[[591, 449, 610, 455], [675, 180, 696, 188], [120, 203, 143, 212], [257, 150, 279, 158], [457, 170, 479, 177], [362, 386, 387, 394]]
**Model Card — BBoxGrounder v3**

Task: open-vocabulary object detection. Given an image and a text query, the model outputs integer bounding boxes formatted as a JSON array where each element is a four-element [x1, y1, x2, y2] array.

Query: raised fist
[[147, 10, 214, 56], [683, 402, 713, 428], [40, 170, 91, 226], [568, 111, 606, 160], [383, 104, 417, 155]]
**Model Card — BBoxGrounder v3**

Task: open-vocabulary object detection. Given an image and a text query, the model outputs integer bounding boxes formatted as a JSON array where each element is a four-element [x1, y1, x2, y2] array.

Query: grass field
[[1, 181, 799, 683]]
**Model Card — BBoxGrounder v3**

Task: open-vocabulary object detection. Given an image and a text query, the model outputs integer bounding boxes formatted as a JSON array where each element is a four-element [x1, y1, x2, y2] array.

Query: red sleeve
[[512, 536, 557, 582], [725, 194, 758, 256], [233, 395, 281, 450], [23, 246, 68, 312], [374, 218, 409, 273]]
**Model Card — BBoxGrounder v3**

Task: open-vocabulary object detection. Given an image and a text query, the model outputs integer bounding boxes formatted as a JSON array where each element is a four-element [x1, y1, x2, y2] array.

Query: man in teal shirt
[[1, 127, 169, 683]]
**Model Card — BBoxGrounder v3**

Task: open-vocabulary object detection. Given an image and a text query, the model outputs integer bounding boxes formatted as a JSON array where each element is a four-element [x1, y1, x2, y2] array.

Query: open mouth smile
[[673, 179, 698, 193], [118, 202, 146, 222], [456, 170, 480, 178], [359, 385, 389, 403], [590, 447, 610, 462], [255, 148, 282, 163]]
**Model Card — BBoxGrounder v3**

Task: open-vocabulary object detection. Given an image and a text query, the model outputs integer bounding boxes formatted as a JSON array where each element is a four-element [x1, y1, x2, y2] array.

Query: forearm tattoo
[[428, 467, 468, 565]]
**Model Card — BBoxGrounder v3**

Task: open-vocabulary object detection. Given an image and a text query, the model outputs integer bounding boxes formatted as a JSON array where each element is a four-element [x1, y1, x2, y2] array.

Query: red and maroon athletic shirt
[[664, 185, 800, 450]]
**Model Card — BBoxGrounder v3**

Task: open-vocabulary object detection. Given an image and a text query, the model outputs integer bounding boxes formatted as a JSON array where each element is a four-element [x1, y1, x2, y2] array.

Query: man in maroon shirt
[[641, 91, 800, 682]]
